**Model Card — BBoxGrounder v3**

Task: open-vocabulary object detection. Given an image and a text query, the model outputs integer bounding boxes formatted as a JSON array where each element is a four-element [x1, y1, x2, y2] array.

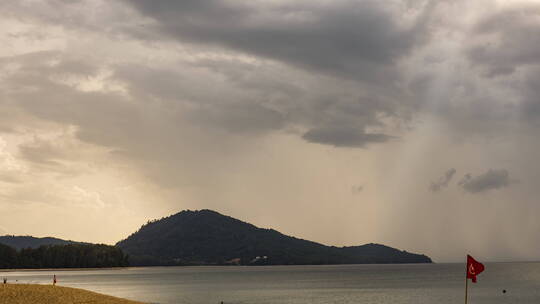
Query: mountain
[[117, 209, 432, 266], [0, 235, 83, 250]]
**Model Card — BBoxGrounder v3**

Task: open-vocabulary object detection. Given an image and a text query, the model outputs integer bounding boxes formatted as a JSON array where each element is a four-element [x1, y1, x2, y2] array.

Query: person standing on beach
[[53, 274, 57, 286], [3, 277, 6, 284]]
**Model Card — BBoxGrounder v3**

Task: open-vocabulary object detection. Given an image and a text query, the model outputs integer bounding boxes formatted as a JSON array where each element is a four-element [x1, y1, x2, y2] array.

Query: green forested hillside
[[117, 209, 432, 266]]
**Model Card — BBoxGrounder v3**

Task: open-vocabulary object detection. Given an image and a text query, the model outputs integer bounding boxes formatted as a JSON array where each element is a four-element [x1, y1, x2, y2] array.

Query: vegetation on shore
[[0, 243, 129, 269], [0, 284, 143, 304]]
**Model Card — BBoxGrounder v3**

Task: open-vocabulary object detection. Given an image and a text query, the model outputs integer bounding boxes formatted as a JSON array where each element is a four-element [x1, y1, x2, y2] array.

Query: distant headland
[[116, 209, 432, 266], [0, 209, 432, 269]]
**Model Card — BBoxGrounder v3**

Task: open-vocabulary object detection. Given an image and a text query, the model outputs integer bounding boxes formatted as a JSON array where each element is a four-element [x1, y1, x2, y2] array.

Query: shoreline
[[2, 260, 538, 273], [0, 284, 144, 304], [0, 267, 136, 272], [0, 262, 434, 272]]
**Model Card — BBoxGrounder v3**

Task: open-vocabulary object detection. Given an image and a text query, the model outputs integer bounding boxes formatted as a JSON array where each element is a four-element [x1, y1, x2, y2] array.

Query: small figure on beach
[[53, 274, 57, 286], [3, 277, 6, 284]]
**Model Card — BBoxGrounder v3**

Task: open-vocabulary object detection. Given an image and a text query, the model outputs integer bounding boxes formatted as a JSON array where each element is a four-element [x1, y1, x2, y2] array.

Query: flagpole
[[464, 260, 468, 304]]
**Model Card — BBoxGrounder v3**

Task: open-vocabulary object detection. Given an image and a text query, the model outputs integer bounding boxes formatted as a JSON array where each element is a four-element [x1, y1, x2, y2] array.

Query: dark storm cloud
[[1, 0, 432, 150], [429, 168, 456, 192], [302, 127, 392, 147], [113, 62, 399, 145], [468, 4, 540, 77], [458, 169, 513, 194], [124, 0, 431, 79]]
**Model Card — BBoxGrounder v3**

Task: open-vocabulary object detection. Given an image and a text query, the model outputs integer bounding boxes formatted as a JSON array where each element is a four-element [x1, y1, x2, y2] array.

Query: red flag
[[466, 255, 485, 283]]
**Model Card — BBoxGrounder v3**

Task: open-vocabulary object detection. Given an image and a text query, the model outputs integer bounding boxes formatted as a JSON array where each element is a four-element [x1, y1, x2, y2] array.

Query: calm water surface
[[2, 263, 540, 304]]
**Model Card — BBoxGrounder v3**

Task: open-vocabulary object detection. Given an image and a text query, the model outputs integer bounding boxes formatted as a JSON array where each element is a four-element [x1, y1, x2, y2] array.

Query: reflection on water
[[2, 263, 540, 304]]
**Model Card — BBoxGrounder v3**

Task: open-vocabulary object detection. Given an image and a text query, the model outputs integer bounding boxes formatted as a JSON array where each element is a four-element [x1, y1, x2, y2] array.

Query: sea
[[2, 263, 539, 304]]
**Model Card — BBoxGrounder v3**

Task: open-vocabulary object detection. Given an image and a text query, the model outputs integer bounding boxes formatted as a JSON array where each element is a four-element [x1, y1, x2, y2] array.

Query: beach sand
[[0, 284, 144, 304]]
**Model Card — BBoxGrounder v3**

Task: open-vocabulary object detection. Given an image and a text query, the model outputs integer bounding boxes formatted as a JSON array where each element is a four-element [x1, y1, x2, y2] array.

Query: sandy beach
[[0, 284, 144, 304]]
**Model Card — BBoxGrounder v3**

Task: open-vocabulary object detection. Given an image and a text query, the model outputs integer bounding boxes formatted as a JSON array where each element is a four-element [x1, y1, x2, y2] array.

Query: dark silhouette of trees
[[0, 244, 18, 268], [0, 243, 129, 269]]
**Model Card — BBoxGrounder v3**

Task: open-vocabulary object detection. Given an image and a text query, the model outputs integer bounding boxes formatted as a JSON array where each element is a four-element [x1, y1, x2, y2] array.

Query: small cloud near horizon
[[458, 169, 515, 194], [430, 168, 457, 192], [352, 185, 364, 194]]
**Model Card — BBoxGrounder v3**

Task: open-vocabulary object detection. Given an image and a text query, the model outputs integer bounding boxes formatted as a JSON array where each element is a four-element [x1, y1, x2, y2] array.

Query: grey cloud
[[519, 68, 540, 122], [468, 4, 540, 76], [124, 0, 430, 80], [115, 62, 400, 147], [429, 168, 456, 192], [351, 185, 364, 194], [302, 127, 393, 147], [458, 169, 513, 194], [0, 1, 135, 34], [187, 103, 285, 135], [1, 53, 145, 150], [115, 64, 287, 135], [193, 58, 305, 98]]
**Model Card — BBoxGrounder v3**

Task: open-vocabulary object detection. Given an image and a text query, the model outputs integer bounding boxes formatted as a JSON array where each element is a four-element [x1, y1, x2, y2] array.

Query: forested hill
[[0, 243, 128, 269], [0, 236, 83, 250], [117, 209, 432, 266]]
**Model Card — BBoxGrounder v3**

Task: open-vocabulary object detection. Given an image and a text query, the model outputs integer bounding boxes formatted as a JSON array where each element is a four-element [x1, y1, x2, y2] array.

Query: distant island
[[0, 209, 432, 268], [117, 209, 432, 266]]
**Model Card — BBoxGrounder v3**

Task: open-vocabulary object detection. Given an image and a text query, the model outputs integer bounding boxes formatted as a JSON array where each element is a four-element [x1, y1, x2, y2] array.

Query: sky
[[1, 0, 540, 262]]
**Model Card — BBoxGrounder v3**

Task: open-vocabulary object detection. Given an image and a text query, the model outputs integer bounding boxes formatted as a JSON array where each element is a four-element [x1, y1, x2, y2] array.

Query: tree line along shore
[[0, 243, 129, 269]]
